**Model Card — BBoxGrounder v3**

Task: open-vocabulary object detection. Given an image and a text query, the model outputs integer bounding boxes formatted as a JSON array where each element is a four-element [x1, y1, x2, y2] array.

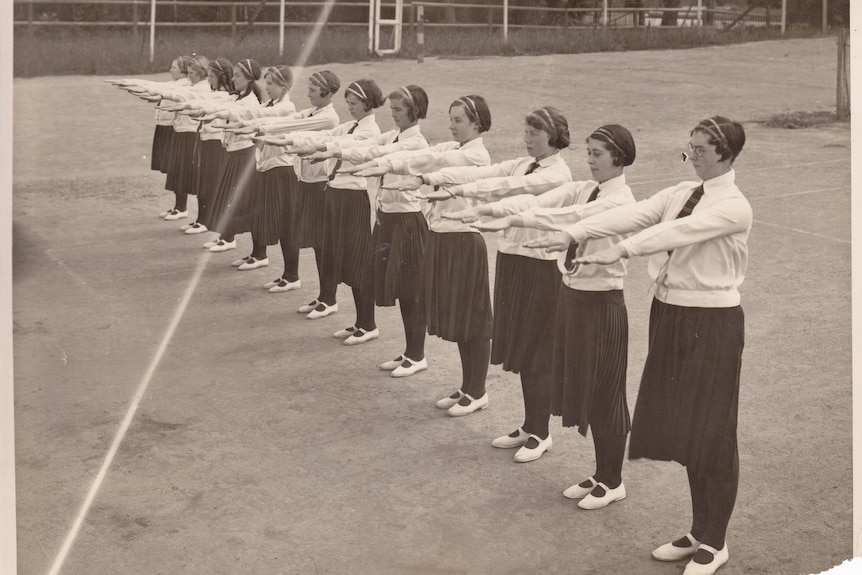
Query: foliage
[[14, 23, 827, 77]]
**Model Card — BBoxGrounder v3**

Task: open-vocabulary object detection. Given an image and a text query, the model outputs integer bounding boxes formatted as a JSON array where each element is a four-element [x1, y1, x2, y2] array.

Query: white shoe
[[180, 222, 194, 231], [209, 239, 237, 252], [185, 223, 208, 234], [563, 477, 597, 500], [578, 482, 626, 510], [343, 327, 379, 346], [306, 302, 338, 319], [232, 256, 252, 267], [683, 544, 728, 575], [238, 257, 269, 271], [391, 356, 427, 378], [652, 533, 701, 562], [158, 209, 171, 218], [164, 209, 188, 221], [269, 279, 300, 293], [203, 239, 219, 249], [297, 299, 320, 314], [513, 434, 552, 462], [435, 390, 464, 409], [379, 355, 405, 371], [491, 428, 529, 449], [333, 326, 358, 339], [447, 393, 488, 417]]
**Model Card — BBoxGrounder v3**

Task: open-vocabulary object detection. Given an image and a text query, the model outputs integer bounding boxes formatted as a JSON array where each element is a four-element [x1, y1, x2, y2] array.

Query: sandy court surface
[[12, 37, 852, 574]]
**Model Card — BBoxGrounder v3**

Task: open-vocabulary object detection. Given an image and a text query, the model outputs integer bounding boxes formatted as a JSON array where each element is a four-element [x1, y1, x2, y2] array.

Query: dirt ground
[[10, 37, 853, 574]]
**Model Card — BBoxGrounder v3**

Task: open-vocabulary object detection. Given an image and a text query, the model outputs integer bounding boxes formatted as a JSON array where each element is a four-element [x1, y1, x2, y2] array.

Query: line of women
[[111, 65, 749, 575]]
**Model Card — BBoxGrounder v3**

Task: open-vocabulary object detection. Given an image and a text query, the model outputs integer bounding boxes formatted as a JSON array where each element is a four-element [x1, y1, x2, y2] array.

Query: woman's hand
[[382, 176, 423, 191], [354, 165, 389, 177], [442, 207, 481, 222], [574, 244, 627, 265], [471, 217, 511, 232], [304, 150, 337, 162], [293, 143, 324, 157], [418, 188, 456, 202], [522, 232, 572, 252]]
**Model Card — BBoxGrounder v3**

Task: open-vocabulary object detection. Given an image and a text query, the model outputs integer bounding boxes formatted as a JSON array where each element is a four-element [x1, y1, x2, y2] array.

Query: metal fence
[[12, 0, 794, 31]]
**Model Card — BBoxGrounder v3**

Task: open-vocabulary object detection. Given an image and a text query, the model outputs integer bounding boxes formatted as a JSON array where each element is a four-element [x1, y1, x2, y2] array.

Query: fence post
[[837, 28, 850, 121], [416, 5, 424, 64], [28, 0, 34, 37], [132, 0, 139, 44], [231, 3, 237, 35]]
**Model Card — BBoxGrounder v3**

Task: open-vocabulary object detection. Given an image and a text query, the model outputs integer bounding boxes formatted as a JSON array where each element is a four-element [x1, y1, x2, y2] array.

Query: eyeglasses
[[680, 143, 710, 164]]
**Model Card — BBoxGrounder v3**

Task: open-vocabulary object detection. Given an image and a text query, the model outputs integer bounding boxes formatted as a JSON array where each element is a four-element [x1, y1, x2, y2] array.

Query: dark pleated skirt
[[194, 139, 226, 229], [491, 252, 561, 374], [247, 166, 290, 245], [151, 124, 173, 173], [373, 211, 429, 307], [164, 131, 197, 195], [207, 146, 257, 235], [422, 231, 493, 343], [551, 286, 630, 436], [285, 173, 328, 249], [322, 187, 373, 288], [629, 298, 744, 479]]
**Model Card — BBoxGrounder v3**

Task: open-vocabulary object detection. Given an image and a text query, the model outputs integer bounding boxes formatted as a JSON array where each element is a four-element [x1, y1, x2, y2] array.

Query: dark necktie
[[524, 160, 540, 175], [328, 121, 358, 180], [667, 184, 704, 256], [564, 185, 601, 271]]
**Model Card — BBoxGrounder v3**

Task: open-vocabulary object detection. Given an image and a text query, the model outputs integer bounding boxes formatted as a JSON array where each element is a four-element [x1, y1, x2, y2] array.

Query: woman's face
[[448, 104, 481, 145], [232, 66, 250, 92], [688, 130, 728, 181], [189, 67, 205, 84], [206, 69, 219, 90], [264, 75, 287, 101], [524, 123, 554, 160], [307, 81, 327, 107], [586, 137, 621, 183], [345, 93, 370, 121], [169, 60, 184, 81], [390, 97, 415, 130]]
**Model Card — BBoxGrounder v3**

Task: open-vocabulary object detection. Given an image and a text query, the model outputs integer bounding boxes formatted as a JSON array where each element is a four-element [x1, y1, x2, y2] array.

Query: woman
[[247, 71, 343, 293], [528, 116, 749, 575], [458, 125, 636, 485], [300, 85, 431, 350], [198, 59, 264, 253], [267, 78, 385, 328], [155, 54, 211, 222], [387, 106, 572, 416], [204, 65, 297, 269], [181, 57, 234, 236], [342, 94, 493, 377]]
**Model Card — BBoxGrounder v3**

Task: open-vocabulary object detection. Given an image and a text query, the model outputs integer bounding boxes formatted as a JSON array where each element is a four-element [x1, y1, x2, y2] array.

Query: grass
[[763, 110, 844, 128], [14, 24, 828, 77]]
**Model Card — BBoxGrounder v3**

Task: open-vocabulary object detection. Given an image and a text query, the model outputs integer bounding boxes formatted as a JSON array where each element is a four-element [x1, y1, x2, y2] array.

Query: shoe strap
[[697, 543, 722, 556]]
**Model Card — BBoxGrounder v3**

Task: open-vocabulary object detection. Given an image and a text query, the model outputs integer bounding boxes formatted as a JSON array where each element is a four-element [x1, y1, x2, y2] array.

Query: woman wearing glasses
[[527, 116, 749, 575]]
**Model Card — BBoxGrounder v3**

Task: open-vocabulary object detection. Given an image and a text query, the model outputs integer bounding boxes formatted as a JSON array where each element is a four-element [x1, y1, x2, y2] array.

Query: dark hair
[[208, 58, 234, 93], [526, 107, 570, 149], [187, 54, 210, 83], [691, 116, 745, 162], [174, 56, 195, 77], [310, 70, 341, 97], [587, 124, 636, 167], [389, 85, 429, 121], [265, 65, 293, 91], [344, 79, 386, 111], [450, 94, 492, 133], [231, 58, 263, 103]]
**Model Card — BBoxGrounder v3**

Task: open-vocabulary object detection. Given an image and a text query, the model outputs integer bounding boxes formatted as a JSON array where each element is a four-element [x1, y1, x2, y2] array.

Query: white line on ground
[[753, 219, 850, 244], [748, 186, 849, 201], [45, 253, 211, 575]]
